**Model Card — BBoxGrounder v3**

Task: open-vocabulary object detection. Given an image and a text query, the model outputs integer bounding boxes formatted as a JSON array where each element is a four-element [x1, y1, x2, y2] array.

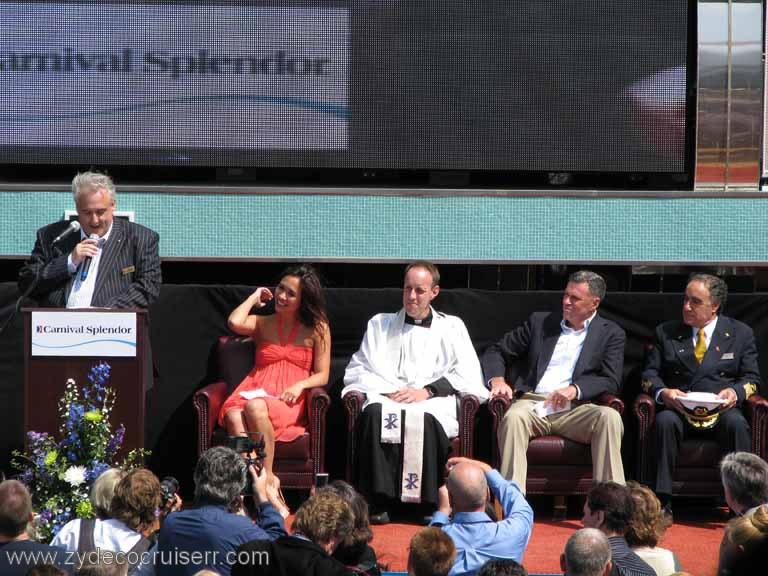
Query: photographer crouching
[[155, 446, 286, 576]]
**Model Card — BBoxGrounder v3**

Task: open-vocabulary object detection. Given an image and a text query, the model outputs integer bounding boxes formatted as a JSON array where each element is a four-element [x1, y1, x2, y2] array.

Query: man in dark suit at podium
[[18, 171, 161, 309]]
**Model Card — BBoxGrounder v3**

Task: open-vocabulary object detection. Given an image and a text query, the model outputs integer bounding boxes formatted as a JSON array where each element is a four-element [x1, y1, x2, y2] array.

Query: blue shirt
[[430, 470, 533, 576], [155, 501, 286, 576]]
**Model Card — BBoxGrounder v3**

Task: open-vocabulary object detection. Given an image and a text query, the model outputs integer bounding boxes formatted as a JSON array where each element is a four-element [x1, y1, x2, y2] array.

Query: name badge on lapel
[[121, 265, 136, 276], [721, 352, 735, 360]]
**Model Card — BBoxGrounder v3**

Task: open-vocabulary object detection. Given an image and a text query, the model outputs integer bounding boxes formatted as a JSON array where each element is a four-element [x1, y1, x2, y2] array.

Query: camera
[[224, 433, 267, 470], [159, 476, 180, 513]]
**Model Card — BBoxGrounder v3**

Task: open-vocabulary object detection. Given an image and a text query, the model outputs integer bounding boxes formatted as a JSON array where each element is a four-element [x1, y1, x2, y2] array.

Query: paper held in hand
[[531, 400, 571, 418], [239, 389, 278, 400]]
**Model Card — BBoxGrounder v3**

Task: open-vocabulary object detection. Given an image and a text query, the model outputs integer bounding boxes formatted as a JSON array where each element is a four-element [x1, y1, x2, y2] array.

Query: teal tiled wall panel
[[3, 191, 767, 263]]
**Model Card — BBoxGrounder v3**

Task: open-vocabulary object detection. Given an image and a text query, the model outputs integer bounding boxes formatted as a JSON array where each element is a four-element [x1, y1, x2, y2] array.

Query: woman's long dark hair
[[281, 264, 328, 336]]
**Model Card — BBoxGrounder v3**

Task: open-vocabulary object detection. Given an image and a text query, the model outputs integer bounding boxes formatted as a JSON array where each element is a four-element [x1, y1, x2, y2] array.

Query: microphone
[[79, 234, 100, 282], [52, 220, 81, 245]]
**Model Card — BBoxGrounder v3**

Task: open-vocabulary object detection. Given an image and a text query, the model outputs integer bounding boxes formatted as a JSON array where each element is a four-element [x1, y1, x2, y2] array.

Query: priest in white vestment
[[342, 261, 489, 524]]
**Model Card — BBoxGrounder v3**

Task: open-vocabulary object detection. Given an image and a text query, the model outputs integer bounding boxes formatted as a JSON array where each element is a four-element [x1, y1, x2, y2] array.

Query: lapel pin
[[725, 332, 731, 338]]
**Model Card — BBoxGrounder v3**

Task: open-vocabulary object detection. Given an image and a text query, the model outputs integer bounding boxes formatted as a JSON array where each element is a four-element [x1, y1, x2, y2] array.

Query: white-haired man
[[18, 171, 161, 309]]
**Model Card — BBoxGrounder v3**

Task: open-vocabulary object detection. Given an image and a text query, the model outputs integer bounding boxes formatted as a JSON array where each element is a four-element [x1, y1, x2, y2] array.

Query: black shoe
[[370, 511, 390, 525]]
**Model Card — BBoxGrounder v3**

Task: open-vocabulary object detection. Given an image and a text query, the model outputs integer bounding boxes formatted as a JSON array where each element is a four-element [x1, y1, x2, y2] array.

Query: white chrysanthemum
[[63, 466, 87, 487]]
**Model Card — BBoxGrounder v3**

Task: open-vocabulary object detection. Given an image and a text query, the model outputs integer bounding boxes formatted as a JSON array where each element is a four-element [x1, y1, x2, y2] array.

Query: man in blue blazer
[[641, 273, 761, 506], [482, 270, 626, 492], [18, 171, 161, 309]]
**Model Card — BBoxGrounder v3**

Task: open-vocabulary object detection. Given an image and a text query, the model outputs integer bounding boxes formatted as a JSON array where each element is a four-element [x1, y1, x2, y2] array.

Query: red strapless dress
[[218, 319, 313, 442]]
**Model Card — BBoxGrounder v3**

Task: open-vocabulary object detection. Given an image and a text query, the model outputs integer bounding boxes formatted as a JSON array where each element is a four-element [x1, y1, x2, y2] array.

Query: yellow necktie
[[694, 328, 707, 364]]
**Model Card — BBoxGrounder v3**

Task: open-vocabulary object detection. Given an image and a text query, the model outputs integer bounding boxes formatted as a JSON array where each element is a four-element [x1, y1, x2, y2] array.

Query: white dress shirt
[[535, 312, 596, 398], [66, 223, 113, 308]]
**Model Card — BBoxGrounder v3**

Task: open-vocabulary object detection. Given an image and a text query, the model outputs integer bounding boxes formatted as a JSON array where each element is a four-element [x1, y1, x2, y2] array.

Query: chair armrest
[[743, 394, 768, 421], [595, 392, 625, 414], [306, 386, 331, 476], [193, 380, 229, 455], [307, 386, 331, 421], [343, 391, 366, 426], [342, 391, 366, 482], [488, 396, 512, 469], [488, 395, 513, 422], [458, 394, 481, 457], [632, 393, 656, 429], [632, 392, 656, 485], [745, 394, 768, 458]]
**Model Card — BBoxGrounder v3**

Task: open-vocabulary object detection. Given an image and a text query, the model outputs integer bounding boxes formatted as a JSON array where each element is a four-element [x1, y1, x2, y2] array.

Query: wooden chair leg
[[553, 495, 567, 520]]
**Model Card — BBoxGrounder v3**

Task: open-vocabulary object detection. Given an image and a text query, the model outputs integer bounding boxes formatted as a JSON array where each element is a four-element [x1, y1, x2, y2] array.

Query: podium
[[23, 308, 149, 455]]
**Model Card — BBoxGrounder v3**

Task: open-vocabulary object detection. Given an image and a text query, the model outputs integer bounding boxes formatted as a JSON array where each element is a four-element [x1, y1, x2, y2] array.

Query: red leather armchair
[[489, 393, 625, 496], [193, 336, 331, 490], [633, 393, 768, 496], [342, 392, 483, 483]]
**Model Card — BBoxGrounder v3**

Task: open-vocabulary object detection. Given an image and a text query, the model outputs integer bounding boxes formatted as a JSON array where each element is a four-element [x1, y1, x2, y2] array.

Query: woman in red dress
[[219, 264, 331, 516]]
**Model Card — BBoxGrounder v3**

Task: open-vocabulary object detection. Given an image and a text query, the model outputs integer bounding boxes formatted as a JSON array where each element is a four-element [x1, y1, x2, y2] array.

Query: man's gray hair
[[564, 528, 611, 576], [689, 273, 728, 312], [90, 468, 126, 519], [72, 171, 117, 204], [721, 451, 768, 511], [193, 446, 247, 505], [568, 270, 606, 301]]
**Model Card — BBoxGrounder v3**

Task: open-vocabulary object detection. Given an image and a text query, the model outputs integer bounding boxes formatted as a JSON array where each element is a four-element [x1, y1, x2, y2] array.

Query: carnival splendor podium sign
[[23, 308, 149, 453], [31, 310, 137, 357]]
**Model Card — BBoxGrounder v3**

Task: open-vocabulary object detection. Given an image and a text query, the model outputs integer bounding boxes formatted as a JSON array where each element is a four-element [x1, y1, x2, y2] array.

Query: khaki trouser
[[497, 393, 625, 493]]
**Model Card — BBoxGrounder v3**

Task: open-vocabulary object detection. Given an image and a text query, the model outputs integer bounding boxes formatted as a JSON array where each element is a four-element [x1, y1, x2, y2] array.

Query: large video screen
[[0, 1, 689, 174]]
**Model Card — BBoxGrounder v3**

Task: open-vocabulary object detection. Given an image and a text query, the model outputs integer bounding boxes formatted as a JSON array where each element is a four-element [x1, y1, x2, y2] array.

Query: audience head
[[562, 528, 612, 576], [192, 572, 221, 576], [90, 468, 127, 520], [317, 479, 373, 548], [0, 479, 32, 539], [403, 261, 440, 321], [24, 566, 68, 576], [583, 482, 634, 536], [564, 271, 605, 329], [407, 527, 456, 576], [477, 558, 528, 576], [625, 481, 671, 548], [194, 446, 247, 506], [278, 264, 328, 332], [109, 469, 161, 534], [720, 452, 768, 515], [684, 273, 727, 328], [720, 505, 768, 575], [446, 461, 488, 513], [291, 491, 354, 554]]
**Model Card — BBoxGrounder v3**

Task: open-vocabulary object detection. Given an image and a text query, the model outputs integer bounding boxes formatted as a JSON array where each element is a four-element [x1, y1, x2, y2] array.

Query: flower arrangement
[[13, 362, 147, 542]]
